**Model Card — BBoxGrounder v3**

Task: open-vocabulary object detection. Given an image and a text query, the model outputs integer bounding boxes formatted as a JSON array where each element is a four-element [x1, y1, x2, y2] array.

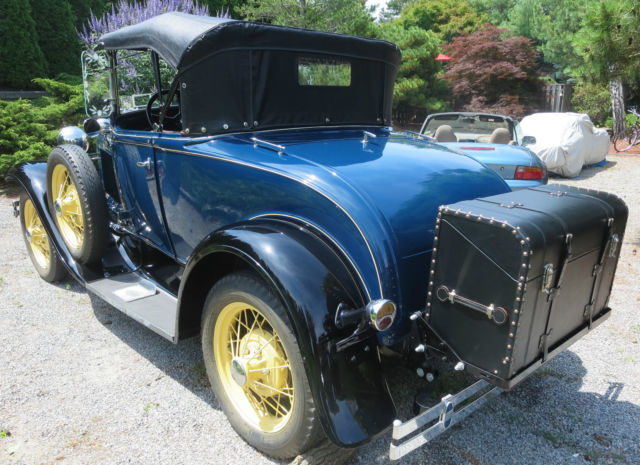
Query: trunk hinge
[[584, 218, 616, 329], [539, 233, 573, 362]]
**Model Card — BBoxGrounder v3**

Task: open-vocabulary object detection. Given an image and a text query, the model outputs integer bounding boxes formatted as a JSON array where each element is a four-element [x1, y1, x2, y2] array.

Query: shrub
[[571, 81, 611, 127], [0, 78, 84, 179], [604, 112, 639, 131]]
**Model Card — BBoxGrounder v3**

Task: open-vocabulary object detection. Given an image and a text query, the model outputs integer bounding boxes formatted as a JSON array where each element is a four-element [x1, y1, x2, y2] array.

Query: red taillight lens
[[514, 166, 544, 180]]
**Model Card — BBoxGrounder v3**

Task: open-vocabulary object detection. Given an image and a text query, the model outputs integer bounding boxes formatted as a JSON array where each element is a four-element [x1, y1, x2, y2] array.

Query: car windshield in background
[[424, 114, 509, 137]]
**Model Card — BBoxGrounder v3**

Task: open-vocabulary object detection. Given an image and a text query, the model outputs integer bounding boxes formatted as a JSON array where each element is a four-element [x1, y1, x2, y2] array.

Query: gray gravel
[[1, 154, 639, 465]]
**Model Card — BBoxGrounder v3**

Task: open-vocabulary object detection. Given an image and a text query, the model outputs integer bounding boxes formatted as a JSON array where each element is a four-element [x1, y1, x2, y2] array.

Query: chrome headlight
[[366, 299, 396, 331], [57, 126, 88, 151]]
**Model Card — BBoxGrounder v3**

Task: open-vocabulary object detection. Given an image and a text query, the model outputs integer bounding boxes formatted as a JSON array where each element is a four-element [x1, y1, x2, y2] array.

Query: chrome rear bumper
[[389, 379, 502, 460]]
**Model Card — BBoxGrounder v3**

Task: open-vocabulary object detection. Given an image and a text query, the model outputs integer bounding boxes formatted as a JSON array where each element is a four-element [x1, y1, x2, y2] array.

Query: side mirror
[[522, 135, 536, 146]]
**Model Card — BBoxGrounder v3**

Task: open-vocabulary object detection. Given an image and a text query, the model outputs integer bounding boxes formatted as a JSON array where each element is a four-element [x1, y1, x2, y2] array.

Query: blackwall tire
[[46, 144, 108, 265], [19, 194, 66, 282], [201, 272, 325, 459]]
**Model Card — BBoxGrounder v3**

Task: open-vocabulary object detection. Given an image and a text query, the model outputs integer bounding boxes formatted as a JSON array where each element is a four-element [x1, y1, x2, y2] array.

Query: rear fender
[[178, 218, 396, 447]]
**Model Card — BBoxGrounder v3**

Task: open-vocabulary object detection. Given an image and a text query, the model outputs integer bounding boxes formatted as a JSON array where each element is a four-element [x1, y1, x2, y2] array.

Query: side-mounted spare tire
[[46, 144, 109, 265]]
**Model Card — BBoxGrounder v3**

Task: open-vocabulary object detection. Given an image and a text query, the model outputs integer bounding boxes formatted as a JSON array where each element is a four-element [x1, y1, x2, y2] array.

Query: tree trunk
[[609, 76, 625, 138]]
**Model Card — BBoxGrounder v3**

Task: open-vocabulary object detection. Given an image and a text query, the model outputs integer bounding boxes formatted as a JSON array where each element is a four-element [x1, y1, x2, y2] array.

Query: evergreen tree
[[396, 0, 488, 43], [377, 23, 448, 111], [504, 0, 589, 79], [30, 0, 82, 77], [69, 0, 108, 30], [572, 0, 640, 137], [467, 0, 515, 26], [202, 0, 247, 18], [240, 0, 375, 37], [379, 0, 410, 22], [0, 0, 47, 88]]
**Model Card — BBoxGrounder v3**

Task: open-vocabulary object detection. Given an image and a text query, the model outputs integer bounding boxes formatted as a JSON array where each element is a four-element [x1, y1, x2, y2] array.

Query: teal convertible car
[[421, 112, 548, 190]]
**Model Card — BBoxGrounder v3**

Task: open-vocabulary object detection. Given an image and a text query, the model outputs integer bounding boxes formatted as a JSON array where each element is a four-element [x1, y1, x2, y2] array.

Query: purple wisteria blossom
[[79, 0, 229, 48]]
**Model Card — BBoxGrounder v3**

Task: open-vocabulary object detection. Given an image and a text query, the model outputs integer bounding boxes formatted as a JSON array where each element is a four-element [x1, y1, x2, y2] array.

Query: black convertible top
[[99, 13, 232, 68], [99, 13, 401, 136], [99, 12, 401, 70]]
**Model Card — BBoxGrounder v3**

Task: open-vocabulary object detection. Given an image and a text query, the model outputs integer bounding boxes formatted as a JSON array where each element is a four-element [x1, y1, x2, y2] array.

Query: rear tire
[[19, 194, 66, 282], [46, 144, 108, 265], [201, 272, 325, 458]]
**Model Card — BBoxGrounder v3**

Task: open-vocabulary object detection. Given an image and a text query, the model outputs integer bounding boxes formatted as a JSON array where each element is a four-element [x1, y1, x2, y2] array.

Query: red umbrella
[[435, 53, 452, 62]]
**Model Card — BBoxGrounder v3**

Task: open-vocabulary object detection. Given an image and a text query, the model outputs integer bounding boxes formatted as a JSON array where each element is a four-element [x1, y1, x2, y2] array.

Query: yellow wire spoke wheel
[[20, 195, 65, 283], [22, 198, 51, 270], [214, 302, 295, 433], [203, 273, 324, 458], [51, 164, 85, 251]]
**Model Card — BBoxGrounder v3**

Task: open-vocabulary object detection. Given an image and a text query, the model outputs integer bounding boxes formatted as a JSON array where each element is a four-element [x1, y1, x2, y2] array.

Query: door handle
[[136, 157, 152, 168]]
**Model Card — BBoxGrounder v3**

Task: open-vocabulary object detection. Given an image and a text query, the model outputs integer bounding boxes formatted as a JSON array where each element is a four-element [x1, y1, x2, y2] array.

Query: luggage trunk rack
[[389, 379, 502, 460]]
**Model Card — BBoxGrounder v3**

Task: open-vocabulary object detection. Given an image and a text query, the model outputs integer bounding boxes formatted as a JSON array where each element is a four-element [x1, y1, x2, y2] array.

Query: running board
[[389, 380, 502, 460], [86, 272, 178, 341]]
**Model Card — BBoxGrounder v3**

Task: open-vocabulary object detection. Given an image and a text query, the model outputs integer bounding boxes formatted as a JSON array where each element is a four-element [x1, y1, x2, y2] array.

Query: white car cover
[[520, 113, 609, 177]]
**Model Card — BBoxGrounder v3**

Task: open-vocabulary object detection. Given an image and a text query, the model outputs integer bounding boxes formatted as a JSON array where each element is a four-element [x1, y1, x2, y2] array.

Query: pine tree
[[30, 0, 81, 77], [0, 0, 47, 88], [69, 0, 107, 30], [240, 0, 375, 37]]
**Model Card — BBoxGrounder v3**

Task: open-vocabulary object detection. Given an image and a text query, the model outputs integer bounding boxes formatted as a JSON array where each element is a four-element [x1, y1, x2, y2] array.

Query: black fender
[[8, 162, 102, 282], [178, 218, 396, 447]]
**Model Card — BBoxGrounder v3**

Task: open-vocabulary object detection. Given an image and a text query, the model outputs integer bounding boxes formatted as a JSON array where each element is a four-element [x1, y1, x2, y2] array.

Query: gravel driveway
[[1, 154, 639, 465]]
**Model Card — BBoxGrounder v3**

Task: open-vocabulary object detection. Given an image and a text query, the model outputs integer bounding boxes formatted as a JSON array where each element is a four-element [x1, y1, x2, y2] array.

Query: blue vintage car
[[420, 112, 548, 189], [11, 12, 621, 462]]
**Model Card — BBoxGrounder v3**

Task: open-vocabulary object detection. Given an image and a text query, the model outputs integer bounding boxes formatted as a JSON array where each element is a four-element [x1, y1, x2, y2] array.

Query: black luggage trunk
[[425, 185, 627, 390]]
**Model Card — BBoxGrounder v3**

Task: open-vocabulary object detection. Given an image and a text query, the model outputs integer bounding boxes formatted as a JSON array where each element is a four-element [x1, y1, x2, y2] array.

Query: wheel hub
[[230, 358, 248, 386], [214, 302, 295, 433], [54, 199, 62, 217]]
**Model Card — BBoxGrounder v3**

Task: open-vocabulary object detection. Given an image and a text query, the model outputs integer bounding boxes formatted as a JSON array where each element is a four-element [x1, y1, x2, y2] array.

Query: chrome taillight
[[366, 299, 397, 331]]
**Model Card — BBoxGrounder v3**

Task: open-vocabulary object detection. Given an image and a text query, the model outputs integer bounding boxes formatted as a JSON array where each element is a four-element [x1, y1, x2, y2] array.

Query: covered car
[[520, 112, 609, 177]]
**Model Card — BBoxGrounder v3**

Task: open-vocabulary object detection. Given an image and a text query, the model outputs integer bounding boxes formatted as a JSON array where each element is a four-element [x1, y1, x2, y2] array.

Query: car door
[[109, 49, 176, 256], [111, 131, 174, 255]]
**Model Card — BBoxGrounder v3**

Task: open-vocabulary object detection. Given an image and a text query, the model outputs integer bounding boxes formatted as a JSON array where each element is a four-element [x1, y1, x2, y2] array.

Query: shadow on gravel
[[549, 159, 617, 182], [347, 351, 640, 465], [86, 292, 293, 465], [80, 287, 639, 465], [87, 293, 222, 407]]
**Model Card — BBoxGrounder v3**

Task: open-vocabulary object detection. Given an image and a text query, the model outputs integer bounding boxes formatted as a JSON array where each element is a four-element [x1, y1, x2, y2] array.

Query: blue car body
[[108, 125, 509, 345], [444, 141, 547, 190], [421, 112, 548, 189]]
